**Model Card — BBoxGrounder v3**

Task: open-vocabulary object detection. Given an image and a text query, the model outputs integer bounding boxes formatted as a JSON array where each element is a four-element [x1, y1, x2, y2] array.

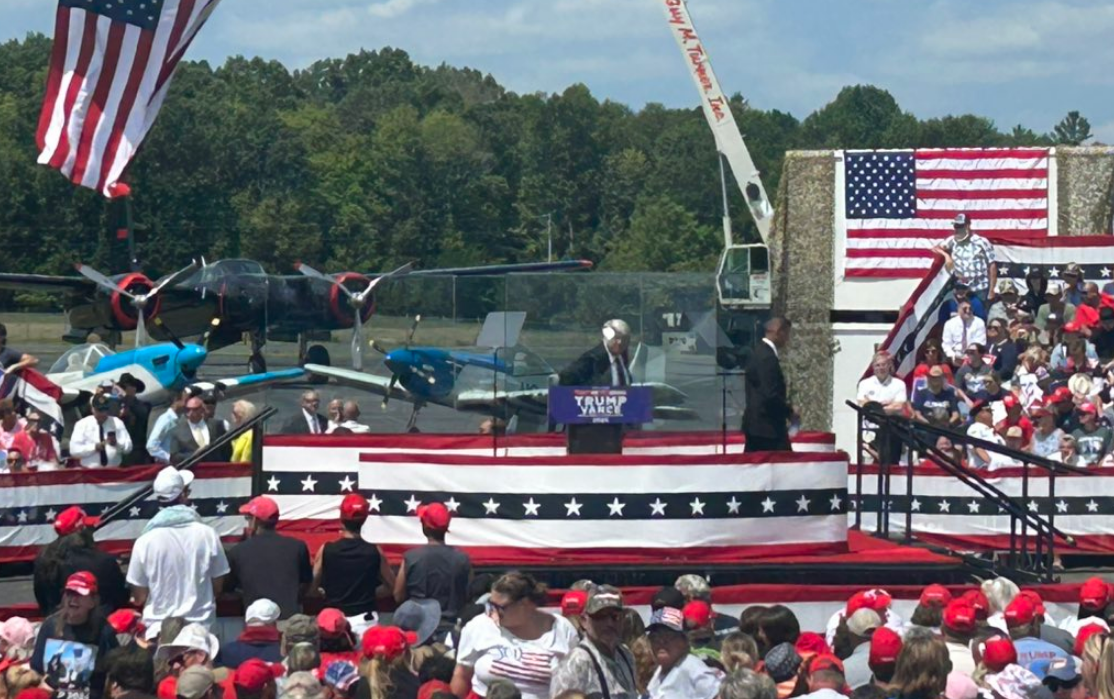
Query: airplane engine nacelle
[[329, 273, 376, 327], [110, 273, 160, 330]]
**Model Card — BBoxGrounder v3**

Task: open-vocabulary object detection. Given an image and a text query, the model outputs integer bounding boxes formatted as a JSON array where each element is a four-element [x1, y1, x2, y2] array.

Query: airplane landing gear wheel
[[249, 353, 267, 374], [303, 344, 331, 367]]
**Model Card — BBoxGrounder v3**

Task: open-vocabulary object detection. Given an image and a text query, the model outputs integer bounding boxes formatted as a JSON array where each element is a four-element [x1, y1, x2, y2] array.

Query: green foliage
[[0, 37, 1085, 285]]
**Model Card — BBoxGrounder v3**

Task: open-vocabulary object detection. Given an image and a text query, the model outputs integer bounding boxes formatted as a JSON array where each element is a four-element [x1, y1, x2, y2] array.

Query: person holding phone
[[69, 396, 133, 468]]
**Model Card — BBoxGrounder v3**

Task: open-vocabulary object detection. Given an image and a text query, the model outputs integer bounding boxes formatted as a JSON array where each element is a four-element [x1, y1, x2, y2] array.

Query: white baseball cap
[[154, 623, 220, 662], [152, 466, 195, 502], [245, 598, 281, 626]]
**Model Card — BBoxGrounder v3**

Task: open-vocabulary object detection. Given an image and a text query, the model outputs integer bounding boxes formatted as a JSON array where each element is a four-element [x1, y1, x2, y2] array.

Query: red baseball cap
[[869, 627, 903, 666], [682, 600, 713, 629], [64, 571, 98, 597], [1004, 596, 1036, 627], [981, 637, 1017, 673], [417, 502, 451, 531], [1017, 590, 1045, 617], [107, 609, 144, 636], [962, 590, 990, 619], [317, 608, 353, 638], [1052, 387, 1074, 403], [943, 599, 977, 634], [361, 626, 410, 660], [1079, 402, 1099, 415], [1003, 394, 1019, 409], [340, 493, 370, 521], [920, 584, 952, 607], [561, 591, 588, 617], [54, 506, 98, 537], [809, 654, 844, 675], [795, 632, 831, 657], [1075, 623, 1108, 657], [234, 659, 281, 691], [1080, 577, 1111, 610], [846, 589, 892, 616], [15, 689, 53, 699], [239, 496, 280, 522]]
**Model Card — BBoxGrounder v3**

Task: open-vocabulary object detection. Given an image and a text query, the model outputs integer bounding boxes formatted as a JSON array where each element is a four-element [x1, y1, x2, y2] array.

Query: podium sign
[[549, 386, 653, 425]]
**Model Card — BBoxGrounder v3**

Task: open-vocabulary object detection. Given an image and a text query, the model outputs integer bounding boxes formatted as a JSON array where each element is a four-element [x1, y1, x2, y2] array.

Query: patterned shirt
[[550, 640, 638, 699], [942, 234, 995, 292]]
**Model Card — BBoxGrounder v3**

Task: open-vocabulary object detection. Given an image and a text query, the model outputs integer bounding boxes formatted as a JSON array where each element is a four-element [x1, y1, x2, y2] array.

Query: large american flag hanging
[[841, 148, 1051, 279], [870, 237, 1114, 380], [36, 0, 223, 197], [265, 436, 851, 565]]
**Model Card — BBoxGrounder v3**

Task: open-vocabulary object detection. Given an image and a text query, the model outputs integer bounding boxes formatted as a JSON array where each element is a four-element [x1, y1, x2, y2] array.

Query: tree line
[[0, 34, 1097, 298]]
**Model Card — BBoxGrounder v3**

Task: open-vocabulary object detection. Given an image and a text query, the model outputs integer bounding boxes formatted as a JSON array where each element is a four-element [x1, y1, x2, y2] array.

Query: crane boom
[[660, 0, 773, 245]]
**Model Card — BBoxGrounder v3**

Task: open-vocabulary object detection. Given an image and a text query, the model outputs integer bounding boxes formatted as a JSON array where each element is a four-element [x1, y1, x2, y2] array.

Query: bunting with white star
[[851, 464, 1114, 554], [0, 463, 250, 562], [264, 440, 851, 565]]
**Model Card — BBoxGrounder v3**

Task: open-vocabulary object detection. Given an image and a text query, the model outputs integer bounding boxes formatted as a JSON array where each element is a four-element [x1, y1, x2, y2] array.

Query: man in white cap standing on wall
[[933, 212, 998, 307], [126, 466, 230, 635]]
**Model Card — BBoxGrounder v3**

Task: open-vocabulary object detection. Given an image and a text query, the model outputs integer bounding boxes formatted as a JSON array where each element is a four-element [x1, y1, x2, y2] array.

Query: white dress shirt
[[942, 315, 987, 361], [189, 419, 210, 449], [69, 415, 133, 468]]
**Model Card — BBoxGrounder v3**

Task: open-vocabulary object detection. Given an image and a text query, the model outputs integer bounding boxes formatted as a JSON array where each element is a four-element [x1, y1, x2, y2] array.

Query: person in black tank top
[[312, 494, 396, 619], [392, 502, 472, 631]]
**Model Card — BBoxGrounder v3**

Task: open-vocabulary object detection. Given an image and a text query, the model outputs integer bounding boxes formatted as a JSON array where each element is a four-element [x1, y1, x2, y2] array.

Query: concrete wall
[[774, 147, 1114, 436]]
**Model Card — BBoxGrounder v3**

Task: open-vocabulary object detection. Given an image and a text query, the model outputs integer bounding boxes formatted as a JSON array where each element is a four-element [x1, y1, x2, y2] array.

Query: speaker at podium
[[549, 386, 653, 454]]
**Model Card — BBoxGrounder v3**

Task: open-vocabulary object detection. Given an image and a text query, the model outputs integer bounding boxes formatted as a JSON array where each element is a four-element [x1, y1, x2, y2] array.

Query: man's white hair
[[603, 319, 631, 339], [675, 573, 712, 601], [981, 577, 1020, 614]]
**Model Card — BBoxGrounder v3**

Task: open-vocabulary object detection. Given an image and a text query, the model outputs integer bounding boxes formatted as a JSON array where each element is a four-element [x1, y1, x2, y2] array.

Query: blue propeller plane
[[304, 313, 696, 431]]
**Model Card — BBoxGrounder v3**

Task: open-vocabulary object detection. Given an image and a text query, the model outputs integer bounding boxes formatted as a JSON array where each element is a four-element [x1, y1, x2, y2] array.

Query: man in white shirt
[[126, 466, 230, 635], [645, 607, 721, 698], [967, 401, 1005, 469], [69, 395, 133, 468], [942, 301, 987, 364], [857, 353, 908, 413]]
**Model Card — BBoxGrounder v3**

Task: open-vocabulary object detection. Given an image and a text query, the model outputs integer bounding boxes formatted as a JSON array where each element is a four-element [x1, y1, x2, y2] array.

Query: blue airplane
[[47, 339, 304, 406], [304, 313, 695, 430]]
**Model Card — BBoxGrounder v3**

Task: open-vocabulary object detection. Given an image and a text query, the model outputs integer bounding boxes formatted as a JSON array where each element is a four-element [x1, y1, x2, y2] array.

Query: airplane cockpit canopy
[[49, 343, 115, 375], [182, 259, 268, 286]]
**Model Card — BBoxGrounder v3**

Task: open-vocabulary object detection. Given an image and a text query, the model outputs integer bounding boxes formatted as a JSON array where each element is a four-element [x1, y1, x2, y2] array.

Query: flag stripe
[[916, 178, 1047, 191], [845, 249, 937, 259], [916, 168, 1048, 179], [36, 5, 71, 150], [920, 189, 1049, 200], [96, 27, 153, 193], [913, 148, 1051, 159], [915, 158, 1048, 170], [70, 20, 126, 184], [916, 198, 1047, 211], [847, 228, 1047, 238], [46, 9, 98, 170]]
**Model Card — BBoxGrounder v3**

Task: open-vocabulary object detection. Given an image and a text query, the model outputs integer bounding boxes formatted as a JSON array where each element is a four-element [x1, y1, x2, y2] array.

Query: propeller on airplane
[[372, 314, 433, 410], [295, 262, 414, 371], [75, 260, 200, 347]]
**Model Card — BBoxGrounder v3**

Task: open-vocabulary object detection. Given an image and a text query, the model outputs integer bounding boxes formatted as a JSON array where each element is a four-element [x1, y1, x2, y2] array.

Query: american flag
[[36, 0, 223, 197], [265, 435, 851, 565], [842, 148, 1050, 278], [870, 237, 1114, 380], [0, 368, 65, 456]]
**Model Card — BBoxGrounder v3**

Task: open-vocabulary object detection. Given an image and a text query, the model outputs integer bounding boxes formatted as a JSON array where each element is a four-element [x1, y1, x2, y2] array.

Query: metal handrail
[[95, 406, 277, 529]]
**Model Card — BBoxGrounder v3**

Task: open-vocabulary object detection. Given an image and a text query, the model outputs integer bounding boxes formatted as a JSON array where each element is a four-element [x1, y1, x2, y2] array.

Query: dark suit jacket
[[281, 411, 328, 434], [742, 340, 791, 439], [168, 418, 231, 463], [558, 343, 630, 387]]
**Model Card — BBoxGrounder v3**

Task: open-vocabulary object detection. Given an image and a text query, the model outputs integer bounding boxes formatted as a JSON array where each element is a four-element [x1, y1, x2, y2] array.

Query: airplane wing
[[379, 259, 594, 277], [302, 364, 414, 403], [0, 273, 97, 295], [189, 368, 306, 401]]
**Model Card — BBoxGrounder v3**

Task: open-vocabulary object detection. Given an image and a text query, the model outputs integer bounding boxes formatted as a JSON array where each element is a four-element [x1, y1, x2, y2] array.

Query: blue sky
[[4, 0, 1113, 141]]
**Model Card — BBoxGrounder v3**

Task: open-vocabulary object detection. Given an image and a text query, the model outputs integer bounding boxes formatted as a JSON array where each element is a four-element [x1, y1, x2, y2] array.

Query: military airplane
[[45, 332, 304, 407], [304, 313, 698, 431], [0, 258, 593, 373]]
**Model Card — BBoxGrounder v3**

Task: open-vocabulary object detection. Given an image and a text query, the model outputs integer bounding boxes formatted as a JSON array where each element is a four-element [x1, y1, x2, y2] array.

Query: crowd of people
[[8, 477, 1114, 699], [857, 214, 1114, 469]]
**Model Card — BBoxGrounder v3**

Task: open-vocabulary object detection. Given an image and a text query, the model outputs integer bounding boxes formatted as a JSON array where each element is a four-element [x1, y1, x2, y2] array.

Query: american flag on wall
[[36, 0, 223, 196], [840, 148, 1051, 279]]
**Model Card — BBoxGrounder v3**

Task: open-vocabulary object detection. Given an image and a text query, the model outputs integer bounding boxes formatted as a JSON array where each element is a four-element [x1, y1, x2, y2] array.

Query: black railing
[[96, 406, 277, 530], [847, 401, 1091, 580]]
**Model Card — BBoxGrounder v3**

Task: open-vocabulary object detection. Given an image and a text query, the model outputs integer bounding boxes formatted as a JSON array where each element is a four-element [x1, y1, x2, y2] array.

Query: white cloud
[[366, 0, 441, 20]]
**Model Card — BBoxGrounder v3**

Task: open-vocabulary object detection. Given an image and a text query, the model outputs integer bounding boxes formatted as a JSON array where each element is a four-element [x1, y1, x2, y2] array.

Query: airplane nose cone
[[383, 350, 404, 375], [179, 345, 207, 374]]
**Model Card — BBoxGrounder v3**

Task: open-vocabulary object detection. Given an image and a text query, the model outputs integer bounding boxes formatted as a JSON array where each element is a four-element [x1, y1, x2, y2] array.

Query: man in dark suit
[[743, 317, 795, 452], [558, 319, 632, 387], [168, 396, 231, 463], [281, 390, 329, 434]]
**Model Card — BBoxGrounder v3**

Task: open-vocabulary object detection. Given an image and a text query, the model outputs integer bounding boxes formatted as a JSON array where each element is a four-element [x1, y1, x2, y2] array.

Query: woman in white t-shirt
[[451, 571, 579, 699]]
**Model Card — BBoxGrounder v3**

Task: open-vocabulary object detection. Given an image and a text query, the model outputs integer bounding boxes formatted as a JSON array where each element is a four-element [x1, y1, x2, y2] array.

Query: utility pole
[[545, 213, 553, 263]]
